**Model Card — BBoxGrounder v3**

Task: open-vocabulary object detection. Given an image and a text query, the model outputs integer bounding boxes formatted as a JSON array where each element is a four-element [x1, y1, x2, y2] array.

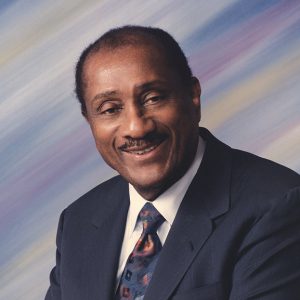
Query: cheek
[[93, 133, 119, 169], [89, 122, 115, 153], [158, 108, 192, 138], [164, 108, 198, 149], [155, 105, 183, 127]]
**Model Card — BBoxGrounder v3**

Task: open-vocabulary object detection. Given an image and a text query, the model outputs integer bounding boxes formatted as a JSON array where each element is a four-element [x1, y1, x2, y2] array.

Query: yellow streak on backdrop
[[202, 50, 300, 130]]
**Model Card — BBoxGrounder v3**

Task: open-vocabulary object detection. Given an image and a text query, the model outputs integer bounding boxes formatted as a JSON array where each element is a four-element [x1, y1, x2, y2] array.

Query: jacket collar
[[85, 128, 233, 300], [144, 127, 232, 300], [84, 177, 130, 300]]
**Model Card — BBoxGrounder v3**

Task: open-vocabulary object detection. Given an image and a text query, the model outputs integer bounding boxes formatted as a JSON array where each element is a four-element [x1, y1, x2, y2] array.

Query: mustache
[[118, 132, 167, 150]]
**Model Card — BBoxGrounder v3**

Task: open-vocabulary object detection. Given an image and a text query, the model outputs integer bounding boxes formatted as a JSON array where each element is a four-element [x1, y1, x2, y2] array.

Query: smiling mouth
[[118, 134, 167, 156], [123, 144, 160, 155]]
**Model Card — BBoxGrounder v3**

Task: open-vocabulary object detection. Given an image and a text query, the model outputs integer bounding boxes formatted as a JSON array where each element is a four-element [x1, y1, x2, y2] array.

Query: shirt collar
[[128, 137, 205, 233]]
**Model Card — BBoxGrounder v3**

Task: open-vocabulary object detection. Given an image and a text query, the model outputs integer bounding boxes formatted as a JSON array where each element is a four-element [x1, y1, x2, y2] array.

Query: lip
[[123, 144, 159, 155], [120, 138, 167, 160]]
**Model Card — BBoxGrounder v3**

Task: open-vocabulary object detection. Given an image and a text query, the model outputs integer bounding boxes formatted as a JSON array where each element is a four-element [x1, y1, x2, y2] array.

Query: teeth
[[130, 145, 156, 155]]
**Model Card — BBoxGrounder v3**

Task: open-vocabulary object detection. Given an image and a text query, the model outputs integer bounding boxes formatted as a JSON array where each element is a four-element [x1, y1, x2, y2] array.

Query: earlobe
[[191, 77, 201, 122], [191, 76, 201, 101]]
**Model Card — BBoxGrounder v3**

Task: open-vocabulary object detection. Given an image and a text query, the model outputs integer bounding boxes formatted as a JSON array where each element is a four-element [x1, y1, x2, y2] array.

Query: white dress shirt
[[116, 137, 206, 284]]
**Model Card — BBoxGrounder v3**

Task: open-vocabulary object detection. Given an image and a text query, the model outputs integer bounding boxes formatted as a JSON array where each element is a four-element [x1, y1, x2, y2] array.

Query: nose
[[121, 105, 155, 139]]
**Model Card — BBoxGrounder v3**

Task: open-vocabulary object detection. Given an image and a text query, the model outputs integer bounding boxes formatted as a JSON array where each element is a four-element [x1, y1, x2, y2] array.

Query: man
[[46, 26, 300, 300]]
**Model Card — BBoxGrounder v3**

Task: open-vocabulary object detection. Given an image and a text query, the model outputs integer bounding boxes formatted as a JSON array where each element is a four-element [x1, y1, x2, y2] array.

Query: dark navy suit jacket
[[46, 128, 300, 300]]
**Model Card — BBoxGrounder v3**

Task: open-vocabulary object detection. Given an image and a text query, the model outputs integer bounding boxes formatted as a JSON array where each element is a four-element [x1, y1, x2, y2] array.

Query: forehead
[[82, 45, 179, 94], [84, 43, 169, 73]]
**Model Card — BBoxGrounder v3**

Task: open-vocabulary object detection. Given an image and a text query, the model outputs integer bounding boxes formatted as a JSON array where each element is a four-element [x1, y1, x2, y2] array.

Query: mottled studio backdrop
[[1, 0, 300, 299]]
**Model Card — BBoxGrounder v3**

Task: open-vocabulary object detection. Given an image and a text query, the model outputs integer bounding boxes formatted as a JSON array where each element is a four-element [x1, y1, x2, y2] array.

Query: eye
[[143, 93, 166, 106], [97, 101, 122, 115], [101, 107, 121, 115]]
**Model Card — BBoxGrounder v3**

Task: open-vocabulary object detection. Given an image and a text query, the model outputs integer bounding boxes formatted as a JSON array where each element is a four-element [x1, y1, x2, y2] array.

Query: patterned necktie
[[116, 202, 165, 300]]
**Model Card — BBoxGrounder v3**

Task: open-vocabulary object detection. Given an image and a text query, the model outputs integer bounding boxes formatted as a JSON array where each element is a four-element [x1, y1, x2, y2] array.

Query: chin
[[130, 176, 163, 191], [128, 171, 175, 200]]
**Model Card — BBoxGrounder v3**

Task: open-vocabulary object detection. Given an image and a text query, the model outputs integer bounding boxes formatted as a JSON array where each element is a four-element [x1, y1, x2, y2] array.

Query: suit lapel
[[81, 177, 130, 300], [145, 128, 233, 300]]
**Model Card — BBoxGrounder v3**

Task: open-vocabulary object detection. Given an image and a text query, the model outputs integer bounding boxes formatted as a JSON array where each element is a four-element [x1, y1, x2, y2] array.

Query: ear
[[191, 76, 201, 122], [81, 110, 90, 124]]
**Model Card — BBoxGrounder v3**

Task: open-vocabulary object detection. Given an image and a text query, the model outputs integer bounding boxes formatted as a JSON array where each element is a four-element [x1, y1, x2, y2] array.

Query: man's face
[[83, 44, 201, 200]]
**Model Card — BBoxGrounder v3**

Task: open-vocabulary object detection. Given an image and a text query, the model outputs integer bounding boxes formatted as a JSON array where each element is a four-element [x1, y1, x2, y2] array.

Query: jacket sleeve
[[229, 187, 300, 300], [45, 210, 66, 300]]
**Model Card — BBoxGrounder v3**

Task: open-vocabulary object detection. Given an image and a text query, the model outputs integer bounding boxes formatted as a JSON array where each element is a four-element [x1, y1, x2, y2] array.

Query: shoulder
[[199, 127, 300, 217], [200, 127, 300, 202], [231, 148, 300, 192], [63, 175, 128, 220], [229, 148, 300, 215]]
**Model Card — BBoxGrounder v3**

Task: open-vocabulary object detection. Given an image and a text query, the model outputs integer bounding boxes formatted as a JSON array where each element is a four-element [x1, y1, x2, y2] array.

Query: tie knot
[[139, 202, 164, 233]]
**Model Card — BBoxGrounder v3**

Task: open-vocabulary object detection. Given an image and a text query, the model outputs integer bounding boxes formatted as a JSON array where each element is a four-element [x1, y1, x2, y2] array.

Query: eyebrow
[[91, 80, 168, 103], [92, 90, 118, 103], [135, 80, 167, 92]]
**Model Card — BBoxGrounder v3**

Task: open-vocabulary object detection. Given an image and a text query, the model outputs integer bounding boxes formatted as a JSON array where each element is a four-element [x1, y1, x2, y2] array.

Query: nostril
[[122, 114, 156, 139]]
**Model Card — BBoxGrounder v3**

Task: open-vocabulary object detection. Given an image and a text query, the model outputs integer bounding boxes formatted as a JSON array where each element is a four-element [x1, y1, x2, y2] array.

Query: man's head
[[76, 25, 194, 115], [75, 25, 201, 200]]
